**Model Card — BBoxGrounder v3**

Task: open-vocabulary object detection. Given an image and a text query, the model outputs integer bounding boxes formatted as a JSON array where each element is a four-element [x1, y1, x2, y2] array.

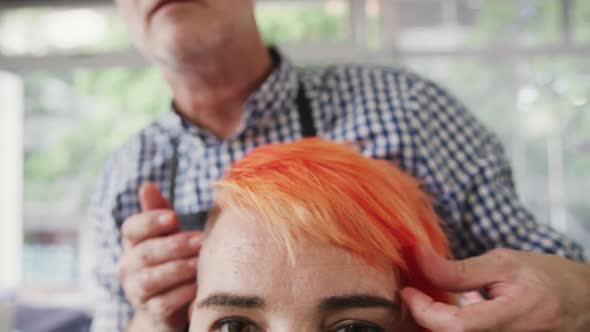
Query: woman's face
[[189, 208, 418, 332]]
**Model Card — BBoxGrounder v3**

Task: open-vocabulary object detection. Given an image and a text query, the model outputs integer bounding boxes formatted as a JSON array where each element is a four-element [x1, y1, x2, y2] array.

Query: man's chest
[[169, 111, 407, 211], [114, 101, 414, 230]]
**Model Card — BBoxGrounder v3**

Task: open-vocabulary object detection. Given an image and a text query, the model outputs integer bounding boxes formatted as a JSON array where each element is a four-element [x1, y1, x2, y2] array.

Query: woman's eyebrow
[[196, 293, 265, 309], [319, 294, 399, 311]]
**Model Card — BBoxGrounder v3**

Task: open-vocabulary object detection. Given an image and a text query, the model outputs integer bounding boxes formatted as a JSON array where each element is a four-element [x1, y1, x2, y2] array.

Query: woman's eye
[[335, 321, 383, 332], [214, 318, 258, 332]]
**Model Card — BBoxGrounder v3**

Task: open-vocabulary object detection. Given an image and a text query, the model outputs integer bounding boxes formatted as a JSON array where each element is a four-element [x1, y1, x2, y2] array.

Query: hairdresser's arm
[[405, 76, 584, 260], [120, 183, 201, 332], [399, 74, 589, 331], [401, 247, 590, 332]]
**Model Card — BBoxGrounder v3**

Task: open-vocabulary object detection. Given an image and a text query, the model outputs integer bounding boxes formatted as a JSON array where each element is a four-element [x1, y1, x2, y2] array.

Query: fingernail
[[189, 235, 201, 249], [159, 213, 173, 225]]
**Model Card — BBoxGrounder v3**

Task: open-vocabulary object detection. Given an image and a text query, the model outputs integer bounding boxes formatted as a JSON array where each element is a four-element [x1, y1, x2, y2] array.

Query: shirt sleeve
[[88, 157, 136, 332], [403, 74, 585, 261]]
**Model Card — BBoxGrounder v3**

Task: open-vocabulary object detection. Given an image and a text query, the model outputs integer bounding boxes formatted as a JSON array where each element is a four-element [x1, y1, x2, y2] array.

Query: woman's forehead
[[197, 208, 399, 306]]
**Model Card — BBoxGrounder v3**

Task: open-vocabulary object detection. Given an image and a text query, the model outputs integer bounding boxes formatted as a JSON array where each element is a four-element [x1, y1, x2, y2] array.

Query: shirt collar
[[158, 47, 299, 143]]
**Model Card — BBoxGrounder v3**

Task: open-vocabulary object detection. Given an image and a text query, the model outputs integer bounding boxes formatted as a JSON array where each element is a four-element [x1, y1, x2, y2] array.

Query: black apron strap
[[171, 81, 316, 231], [177, 211, 208, 231], [296, 81, 317, 138], [168, 139, 207, 230]]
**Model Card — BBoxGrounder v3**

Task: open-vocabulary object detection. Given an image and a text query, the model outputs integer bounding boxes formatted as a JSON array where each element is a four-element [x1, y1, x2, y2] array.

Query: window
[[0, 6, 131, 56], [21, 68, 168, 289], [1, 0, 589, 305], [256, 0, 351, 44]]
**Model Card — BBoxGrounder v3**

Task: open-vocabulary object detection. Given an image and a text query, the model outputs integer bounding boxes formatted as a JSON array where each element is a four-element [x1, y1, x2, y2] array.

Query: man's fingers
[[413, 246, 516, 292], [125, 257, 198, 305], [139, 182, 171, 211], [126, 231, 203, 271], [144, 282, 197, 321], [401, 287, 459, 330], [401, 287, 518, 332], [121, 210, 179, 246]]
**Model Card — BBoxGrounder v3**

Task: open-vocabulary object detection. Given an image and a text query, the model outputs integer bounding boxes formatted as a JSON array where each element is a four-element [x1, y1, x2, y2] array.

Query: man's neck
[[162, 25, 273, 139]]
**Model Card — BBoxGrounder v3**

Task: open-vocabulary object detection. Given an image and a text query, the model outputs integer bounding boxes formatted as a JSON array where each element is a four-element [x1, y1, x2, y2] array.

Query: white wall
[[0, 71, 23, 291]]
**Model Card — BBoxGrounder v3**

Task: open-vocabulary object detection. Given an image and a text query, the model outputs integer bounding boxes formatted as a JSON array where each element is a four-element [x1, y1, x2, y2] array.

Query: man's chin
[[143, 13, 237, 69], [149, 38, 212, 69], [147, 26, 200, 60]]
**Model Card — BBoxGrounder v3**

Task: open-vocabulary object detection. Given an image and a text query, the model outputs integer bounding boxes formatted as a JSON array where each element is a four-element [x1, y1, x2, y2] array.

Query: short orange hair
[[213, 138, 452, 313]]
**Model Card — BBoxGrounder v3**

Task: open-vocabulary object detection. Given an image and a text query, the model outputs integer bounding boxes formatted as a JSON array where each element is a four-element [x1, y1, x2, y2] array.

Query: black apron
[[169, 82, 317, 231]]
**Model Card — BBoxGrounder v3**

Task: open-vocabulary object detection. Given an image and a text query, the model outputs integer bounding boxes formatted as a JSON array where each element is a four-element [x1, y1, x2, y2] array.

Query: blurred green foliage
[[256, 3, 349, 44], [24, 68, 170, 201]]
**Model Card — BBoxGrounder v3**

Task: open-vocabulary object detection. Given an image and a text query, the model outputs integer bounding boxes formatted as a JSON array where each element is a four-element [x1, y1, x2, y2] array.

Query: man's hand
[[118, 182, 202, 332], [401, 247, 590, 332]]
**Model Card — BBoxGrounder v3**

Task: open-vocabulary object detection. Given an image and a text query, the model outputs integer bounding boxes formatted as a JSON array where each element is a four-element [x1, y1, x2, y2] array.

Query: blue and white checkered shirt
[[89, 50, 584, 331]]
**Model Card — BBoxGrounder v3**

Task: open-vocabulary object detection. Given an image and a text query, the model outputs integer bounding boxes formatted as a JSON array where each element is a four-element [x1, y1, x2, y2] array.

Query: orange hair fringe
[[214, 138, 453, 310]]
